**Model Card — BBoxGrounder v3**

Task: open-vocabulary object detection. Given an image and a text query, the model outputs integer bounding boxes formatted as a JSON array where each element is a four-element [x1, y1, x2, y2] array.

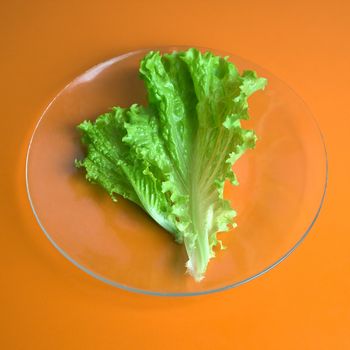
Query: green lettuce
[[76, 48, 267, 281]]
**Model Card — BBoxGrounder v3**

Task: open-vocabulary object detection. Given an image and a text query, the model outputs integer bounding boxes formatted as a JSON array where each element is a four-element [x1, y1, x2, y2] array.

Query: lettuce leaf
[[76, 48, 267, 281]]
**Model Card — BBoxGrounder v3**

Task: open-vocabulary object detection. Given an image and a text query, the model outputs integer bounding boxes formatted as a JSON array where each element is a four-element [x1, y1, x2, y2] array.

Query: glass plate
[[26, 46, 327, 296]]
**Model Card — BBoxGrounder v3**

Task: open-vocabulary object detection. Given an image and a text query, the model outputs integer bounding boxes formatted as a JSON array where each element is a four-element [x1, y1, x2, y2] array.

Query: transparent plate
[[26, 46, 327, 296]]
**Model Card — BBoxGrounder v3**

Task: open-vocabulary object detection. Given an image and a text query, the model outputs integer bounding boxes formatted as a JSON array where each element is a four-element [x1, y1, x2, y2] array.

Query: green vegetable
[[76, 48, 267, 281]]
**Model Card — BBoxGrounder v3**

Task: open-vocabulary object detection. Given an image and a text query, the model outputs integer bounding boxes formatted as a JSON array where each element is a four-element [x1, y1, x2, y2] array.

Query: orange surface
[[1, 0, 349, 349]]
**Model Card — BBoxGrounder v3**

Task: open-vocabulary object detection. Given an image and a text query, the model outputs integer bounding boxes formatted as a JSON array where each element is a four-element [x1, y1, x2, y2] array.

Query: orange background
[[1, 1, 349, 349]]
